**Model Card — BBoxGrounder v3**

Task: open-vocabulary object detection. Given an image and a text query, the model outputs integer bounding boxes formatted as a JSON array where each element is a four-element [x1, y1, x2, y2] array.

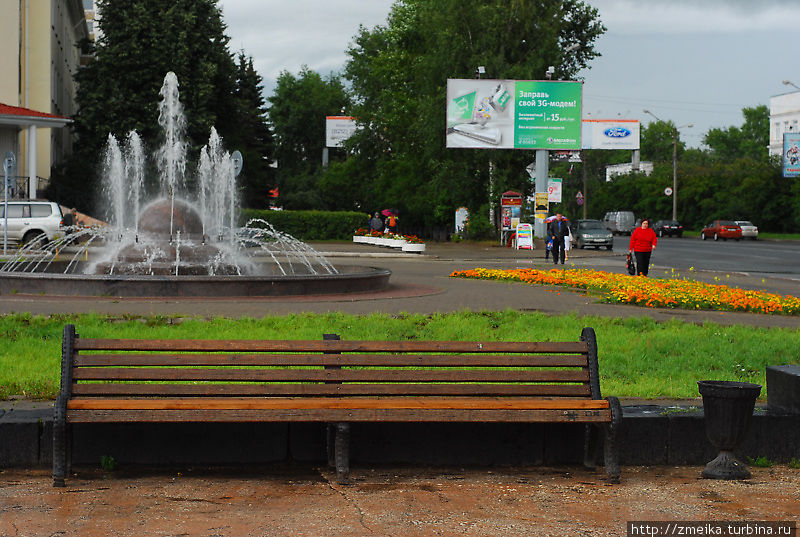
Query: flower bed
[[449, 267, 800, 315], [353, 231, 426, 252]]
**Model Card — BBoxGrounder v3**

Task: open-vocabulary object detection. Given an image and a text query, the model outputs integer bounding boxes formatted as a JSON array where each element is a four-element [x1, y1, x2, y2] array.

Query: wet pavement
[[2, 465, 799, 537]]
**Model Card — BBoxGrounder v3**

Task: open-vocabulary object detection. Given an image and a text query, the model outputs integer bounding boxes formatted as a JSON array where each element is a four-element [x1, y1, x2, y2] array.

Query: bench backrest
[[59, 325, 603, 400]]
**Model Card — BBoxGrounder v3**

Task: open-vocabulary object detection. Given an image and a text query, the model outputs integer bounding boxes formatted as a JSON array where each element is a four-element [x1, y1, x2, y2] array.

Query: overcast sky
[[220, 0, 800, 148]]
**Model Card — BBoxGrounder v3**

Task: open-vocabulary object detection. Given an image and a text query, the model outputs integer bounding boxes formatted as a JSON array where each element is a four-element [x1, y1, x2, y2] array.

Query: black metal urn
[[698, 380, 762, 479]]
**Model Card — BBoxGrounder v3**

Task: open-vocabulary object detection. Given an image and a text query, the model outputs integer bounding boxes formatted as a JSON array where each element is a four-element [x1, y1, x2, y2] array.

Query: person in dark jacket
[[369, 212, 385, 233], [547, 213, 569, 265]]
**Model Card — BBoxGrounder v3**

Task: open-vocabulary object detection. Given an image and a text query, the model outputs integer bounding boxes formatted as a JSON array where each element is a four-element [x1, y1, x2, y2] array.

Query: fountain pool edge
[[0, 266, 391, 298]]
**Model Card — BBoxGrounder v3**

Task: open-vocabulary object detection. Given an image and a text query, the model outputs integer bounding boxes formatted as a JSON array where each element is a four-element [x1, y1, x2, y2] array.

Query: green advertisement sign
[[514, 81, 582, 149], [446, 79, 582, 150]]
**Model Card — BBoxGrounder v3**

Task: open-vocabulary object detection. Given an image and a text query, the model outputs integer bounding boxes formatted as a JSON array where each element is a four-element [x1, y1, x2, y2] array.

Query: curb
[[3, 404, 797, 469]]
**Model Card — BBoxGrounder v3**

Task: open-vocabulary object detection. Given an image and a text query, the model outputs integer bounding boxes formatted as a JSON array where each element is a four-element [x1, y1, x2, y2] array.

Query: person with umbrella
[[382, 209, 399, 234], [546, 213, 569, 265]]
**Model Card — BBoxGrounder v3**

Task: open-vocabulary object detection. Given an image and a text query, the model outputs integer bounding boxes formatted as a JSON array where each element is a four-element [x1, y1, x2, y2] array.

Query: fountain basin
[[0, 266, 390, 297]]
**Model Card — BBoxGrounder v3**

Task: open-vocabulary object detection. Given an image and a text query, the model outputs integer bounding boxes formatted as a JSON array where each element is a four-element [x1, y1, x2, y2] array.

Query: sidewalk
[[1, 465, 797, 537]]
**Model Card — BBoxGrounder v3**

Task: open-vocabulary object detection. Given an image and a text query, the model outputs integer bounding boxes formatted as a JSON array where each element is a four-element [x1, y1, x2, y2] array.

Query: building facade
[[769, 91, 800, 157], [0, 0, 88, 198]]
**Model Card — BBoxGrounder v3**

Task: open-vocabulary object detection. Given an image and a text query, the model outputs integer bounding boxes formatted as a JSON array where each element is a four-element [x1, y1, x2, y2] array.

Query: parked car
[[571, 219, 614, 250], [735, 220, 758, 240], [700, 220, 742, 241], [603, 211, 635, 235], [0, 200, 64, 246], [652, 219, 683, 238]]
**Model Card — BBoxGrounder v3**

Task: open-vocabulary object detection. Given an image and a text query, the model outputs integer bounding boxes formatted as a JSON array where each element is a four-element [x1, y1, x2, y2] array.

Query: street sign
[[231, 150, 243, 176], [664, 187, 673, 196], [3, 151, 15, 173], [526, 162, 536, 178]]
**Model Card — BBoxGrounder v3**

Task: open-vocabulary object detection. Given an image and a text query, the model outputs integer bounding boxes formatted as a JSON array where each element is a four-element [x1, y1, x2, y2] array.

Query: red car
[[701, 220, 742, 241]]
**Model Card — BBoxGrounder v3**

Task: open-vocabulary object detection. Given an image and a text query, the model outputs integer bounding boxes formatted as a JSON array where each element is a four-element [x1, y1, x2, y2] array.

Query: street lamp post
[[643, 109, 692, 221], [783, 80, 800, 91]]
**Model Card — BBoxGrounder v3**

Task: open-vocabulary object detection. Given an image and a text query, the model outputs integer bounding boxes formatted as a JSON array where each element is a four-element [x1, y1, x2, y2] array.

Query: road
[[611, 235, 800, 279]]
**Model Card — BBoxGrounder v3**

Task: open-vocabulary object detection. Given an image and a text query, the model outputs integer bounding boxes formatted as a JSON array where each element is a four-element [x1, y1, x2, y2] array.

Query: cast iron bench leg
[[334, 422, 351, 484], [583, 424, 601, 469], [53, 396, 67, 487], [326, 423, 336, 468], [603, 396, 622, 483]]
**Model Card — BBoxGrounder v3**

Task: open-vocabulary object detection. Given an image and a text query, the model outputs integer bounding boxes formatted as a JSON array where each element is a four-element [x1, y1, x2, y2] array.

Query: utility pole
[[643, 109, 692, 222]]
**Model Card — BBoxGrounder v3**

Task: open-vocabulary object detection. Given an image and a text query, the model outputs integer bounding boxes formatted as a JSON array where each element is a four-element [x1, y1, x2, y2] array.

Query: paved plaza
[[0, 240, 798, 328], [1, 241, 798, 536]]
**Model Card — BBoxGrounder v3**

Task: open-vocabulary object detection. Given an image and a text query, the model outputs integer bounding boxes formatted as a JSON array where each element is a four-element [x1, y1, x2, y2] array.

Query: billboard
[[783, 132, 800, 177], [446, 79, 582, 150], [325, 116, 358, 147], [581, 119, 640, 150]]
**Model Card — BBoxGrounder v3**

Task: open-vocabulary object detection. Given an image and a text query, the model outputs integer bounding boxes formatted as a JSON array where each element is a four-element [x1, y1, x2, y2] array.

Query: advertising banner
[[515, 223, 533, 250], [581, 119, 640, 150], [534, 192, 549, 220], [547, 178, 562, 203], [500, 197, 522, 230], [326, 116, 358, 147], [783, 132, 800, 177], [446, 79, 582, 150]]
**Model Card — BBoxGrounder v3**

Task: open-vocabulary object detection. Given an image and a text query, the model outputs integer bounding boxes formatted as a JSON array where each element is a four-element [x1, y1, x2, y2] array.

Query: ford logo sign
[[604, 127, 631, 138]]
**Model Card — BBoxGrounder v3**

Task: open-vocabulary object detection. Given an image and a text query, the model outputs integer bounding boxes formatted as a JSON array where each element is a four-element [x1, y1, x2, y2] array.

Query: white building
[[605, 162, 654, 182], [769, 91, 800, 157]]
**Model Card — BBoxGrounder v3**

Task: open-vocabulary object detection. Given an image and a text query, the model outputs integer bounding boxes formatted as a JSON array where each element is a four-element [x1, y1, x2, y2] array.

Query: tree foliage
[[56, 0, 271, 211], [576, 105, 796, 233], [267, 68, 350, 210], [230, 52, 275, 208], [704, 105, 769, 162], [335, 0, 606, 228]]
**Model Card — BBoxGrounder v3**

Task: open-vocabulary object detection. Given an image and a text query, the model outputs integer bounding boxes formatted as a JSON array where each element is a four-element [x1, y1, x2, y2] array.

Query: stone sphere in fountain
[[138, 198, 204, 238], [93, 197, 243, 276]]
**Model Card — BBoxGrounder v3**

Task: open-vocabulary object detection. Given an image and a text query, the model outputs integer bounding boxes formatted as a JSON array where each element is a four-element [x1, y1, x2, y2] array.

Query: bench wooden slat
[[67, 396, 610, 411], [75, 353, 590, 368], [71, 383, 592, 397], [72, 368, 590, 383], [67, 407, 612, 423], [74, 339, 588, 354]]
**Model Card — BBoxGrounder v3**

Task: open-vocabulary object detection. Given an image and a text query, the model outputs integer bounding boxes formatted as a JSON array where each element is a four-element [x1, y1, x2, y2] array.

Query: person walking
[[564, 224, 572, 261], [629, 218, 657, 276], [369, 212, 384, 233], [547, 213, 568, 265]]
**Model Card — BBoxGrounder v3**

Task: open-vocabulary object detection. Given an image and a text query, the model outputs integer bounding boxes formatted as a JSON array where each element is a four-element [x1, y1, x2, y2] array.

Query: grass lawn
[[1, 311, 797, 401]]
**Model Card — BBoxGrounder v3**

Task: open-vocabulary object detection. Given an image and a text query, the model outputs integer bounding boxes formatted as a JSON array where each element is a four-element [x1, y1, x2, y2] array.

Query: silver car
[[734, 220, 758, 240], [572, 219, 614, 250], [0, 201, 64, 246]]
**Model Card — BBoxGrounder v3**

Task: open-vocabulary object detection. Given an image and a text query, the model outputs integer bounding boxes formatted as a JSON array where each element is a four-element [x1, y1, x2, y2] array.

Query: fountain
[[0, 73, 390, 297]]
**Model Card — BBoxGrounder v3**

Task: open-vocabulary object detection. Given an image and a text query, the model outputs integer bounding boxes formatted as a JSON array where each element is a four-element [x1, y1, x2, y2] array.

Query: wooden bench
[[53, 324, 622, 486]]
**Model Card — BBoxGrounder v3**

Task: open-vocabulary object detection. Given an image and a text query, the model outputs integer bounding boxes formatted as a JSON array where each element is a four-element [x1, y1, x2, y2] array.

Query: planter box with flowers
[[401, 235, 426, 253], [353, 229, 371, 244], [353, 230, 425, 252]]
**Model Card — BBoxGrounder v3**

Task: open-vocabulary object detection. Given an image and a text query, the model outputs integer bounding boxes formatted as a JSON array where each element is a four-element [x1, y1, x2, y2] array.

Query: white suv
[[0, 201, 65, 246]]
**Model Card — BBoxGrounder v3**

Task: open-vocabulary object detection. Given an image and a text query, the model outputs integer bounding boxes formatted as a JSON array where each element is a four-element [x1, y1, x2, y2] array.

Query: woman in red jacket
[[629, 219, 657, 276]]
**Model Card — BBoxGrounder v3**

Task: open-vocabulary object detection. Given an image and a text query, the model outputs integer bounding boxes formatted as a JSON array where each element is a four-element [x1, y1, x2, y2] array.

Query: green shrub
[[239, 209, 368, 241], [464, 204, 496, 240]]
